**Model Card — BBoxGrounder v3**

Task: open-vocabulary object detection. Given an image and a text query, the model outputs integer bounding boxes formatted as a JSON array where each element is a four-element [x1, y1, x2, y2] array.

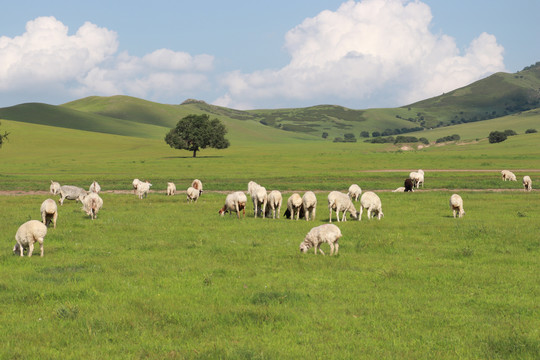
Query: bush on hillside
[[488, 131, 507, 144], [435, 134, 460, 143], [419, 137, 429, 145], [322, 132, 329, 139], [503, 129, 517, 136], [344, 133, 357, 142], [360, 131, 370, 138], [394, 136, 419, 144], [525, 128, 537, 134]]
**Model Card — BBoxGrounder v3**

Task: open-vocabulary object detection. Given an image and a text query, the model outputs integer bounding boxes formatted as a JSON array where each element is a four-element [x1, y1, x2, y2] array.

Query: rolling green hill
[[1, 62, 539, 142]]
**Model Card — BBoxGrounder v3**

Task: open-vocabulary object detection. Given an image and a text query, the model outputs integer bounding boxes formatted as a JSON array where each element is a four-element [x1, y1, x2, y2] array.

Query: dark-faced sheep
[[404, 178, 414, 192]]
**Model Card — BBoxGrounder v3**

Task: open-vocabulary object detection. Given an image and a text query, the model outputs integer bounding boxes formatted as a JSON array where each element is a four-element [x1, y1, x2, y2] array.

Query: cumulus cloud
[[216, 0, 505, 109], [0, 16, 214, 104]]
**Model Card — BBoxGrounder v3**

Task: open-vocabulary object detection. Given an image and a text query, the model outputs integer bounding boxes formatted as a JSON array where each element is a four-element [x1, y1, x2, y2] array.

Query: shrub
[[372, 131, 381, 137], [489, 131, 507, 144], [503, 129, 517, 136], [436, 134, 460, 143], [333, 137, 344, 143], [360, 131, 370, 138], [344, 133, 357, 142], [394, 136, 419, 144], [322, 132, 328, 139], [525, 128, 537, 134], [419, 137, 429, 145]]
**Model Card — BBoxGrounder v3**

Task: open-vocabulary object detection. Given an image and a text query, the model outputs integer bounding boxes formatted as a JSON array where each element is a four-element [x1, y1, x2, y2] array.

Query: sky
[[1, 0, 539, 110]]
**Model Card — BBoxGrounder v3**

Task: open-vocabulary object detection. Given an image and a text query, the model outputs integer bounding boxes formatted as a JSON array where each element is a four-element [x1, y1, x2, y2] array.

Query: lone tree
[[0, 122, 8, 148], [165, 114, 230, 157], [488, 131, 507, 144]]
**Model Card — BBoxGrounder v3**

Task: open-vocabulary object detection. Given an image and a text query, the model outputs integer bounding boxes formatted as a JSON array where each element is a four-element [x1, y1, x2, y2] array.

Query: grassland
[[0, 113, 539, 358]]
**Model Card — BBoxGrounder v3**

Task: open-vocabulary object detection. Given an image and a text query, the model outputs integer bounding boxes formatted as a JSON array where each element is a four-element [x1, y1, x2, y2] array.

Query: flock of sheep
[[12, 169, 533, 257]]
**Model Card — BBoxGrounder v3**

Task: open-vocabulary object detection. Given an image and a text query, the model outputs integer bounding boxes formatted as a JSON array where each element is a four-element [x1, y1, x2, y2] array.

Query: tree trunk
[[192, 149, 197, 157]]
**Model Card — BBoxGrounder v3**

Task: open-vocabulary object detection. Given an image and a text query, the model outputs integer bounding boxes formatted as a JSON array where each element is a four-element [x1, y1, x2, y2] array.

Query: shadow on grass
[[161, 155, 224, 159]]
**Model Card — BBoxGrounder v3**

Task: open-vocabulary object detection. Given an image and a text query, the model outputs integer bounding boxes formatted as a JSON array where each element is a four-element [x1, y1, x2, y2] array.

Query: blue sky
[[1, 0, 539, 109]]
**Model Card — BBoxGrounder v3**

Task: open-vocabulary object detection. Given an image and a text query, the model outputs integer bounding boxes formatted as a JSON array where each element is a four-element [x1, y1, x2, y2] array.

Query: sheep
[[523, 176, 532, 191], [392, 187, 406, 192], [404, 178, 414, 192], [347, 184, 362, 201], [167, 182, 176, 196], [58, 185, 87, 205], [135, 181, 152, 199], [302, 191, 317, 221], [186, 186, 200, 202], [253, 186, 268, 218], [49, 180, 61, 195], [409, 171, 423, 188], [40, 198, 58, 228], [265, 190, 282, 219], [501, 170, 517, 181], [247, 181, 262, 216], [299, 224, 342, 256], [192, 179, 203, 196], [13, 220, 47, 257], [359, 191, 384, 220], [219, 191, 247, 219], [81, 192, 103, 220], [286, 193, 303, 220], [89, 180, 101, 193], [132, 178, 142, 193], [449, 193, 465, 218], [328, 191, 358, 222]]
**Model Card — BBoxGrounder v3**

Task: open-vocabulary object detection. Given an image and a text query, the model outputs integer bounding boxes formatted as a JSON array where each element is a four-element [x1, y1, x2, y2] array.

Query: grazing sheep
[[89, 181, 101, 193], [286, 193, 303, 220], [132, 178, 142, 193], [299, 224, 342, 256], [13, 220, 47, 257], [523, 176, 532, 191], [167, 182, 176, 196], [449, 193, 465, 218], [501, 170, 517, 181], [49, 180, 61, 195], [81, 192, 103, 220], [347, 184, 362, 201], [247, 181, 262, 216], [186, 186, 200, 202], [328, 191, 358, 222], [409, 171, 423, 188], [253, 186, 268, 218], [265, 190, 283, 219], [392, 187, 406, 192], [404, 178, 414, 192], [135, 181, 152, 199], [360, 191, 384, 220], [58, 185, 87, 205], [302, 191, 317, 221], [219, 191, 247, 219], [191, 179, 203, 195], [40, 198, 58, 228]]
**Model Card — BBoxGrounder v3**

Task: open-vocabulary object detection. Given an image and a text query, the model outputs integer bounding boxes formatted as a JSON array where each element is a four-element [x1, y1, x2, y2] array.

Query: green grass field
[[0, 116, 539, 359]]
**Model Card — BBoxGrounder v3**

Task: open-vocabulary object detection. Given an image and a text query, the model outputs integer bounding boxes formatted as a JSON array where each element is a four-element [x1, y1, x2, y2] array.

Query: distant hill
[[1, 62, 539, 141]]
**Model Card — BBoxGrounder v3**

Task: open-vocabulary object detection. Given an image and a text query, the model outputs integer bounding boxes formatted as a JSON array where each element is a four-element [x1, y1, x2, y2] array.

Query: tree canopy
[[0, 122, 9, 148], [164, 114, 230, 157]]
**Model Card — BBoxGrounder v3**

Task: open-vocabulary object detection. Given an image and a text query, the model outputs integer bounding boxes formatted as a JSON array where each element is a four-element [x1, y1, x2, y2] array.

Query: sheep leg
[[359, 206, 363, 221], [336, 209, 340, 222], [262, 201, 267, 219], [312, 208, 316, 221], [53, 213, 57, 228], [38, 238, 44, 257], [334, 243, 339, 255], [17, 244, 23, 257], [329, 208, 333, 223], [317, 245, 325, 255], [341, 211, 347, 222], [28, 242, 34, 257], [329, 242, 334, 255]]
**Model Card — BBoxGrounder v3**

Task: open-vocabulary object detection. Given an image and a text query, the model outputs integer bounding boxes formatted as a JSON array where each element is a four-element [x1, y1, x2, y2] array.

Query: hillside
[[0, 62, 539, 142]]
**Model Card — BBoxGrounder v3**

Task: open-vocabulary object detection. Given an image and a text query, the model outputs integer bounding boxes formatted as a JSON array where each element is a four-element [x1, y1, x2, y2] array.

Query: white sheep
[[328, 191, 358, 222], [299, 224, 342, 256], [359, 191, 384, 220], [409, 171, 423, 188], [40, 198, 58, 228], [81, 192, 103, 220], [186, 186, 200, 202], [13, 220, 47, 257], [287, 193, 303, 220], [135, 181, 152, 199], [523, 176, 532, 191], [247, 181, 261, 216], [253, 186, 268, 218], [302, 191, 317, 221], [449, 193, 465, 218], [392, 187, 406, 192], [501, 170, 517, 181], [219, 191, 247, 219], [347, 184, 362, 201], [89, 180, 101, 193], [49, 180, 61, 195], [265, 190, 282, 219], [192, 179, 203, 195], [58, 185, 87, 205], [167, 182, 176, 196], [132, 178, 142, 193]]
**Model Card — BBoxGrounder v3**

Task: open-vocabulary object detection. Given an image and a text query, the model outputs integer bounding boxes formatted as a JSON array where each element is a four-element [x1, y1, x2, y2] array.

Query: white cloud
[[217, 0, 505, 109], [0, 16, 214, 104]]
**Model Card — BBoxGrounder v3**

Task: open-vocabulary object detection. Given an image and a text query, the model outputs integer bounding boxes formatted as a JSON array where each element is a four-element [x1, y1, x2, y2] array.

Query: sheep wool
[[302, 191, 317, 221], [449, 194, 465, 218], [328, 191, 358, 222], [360, 191, 384, 220], [40, 198, 58, 228]]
